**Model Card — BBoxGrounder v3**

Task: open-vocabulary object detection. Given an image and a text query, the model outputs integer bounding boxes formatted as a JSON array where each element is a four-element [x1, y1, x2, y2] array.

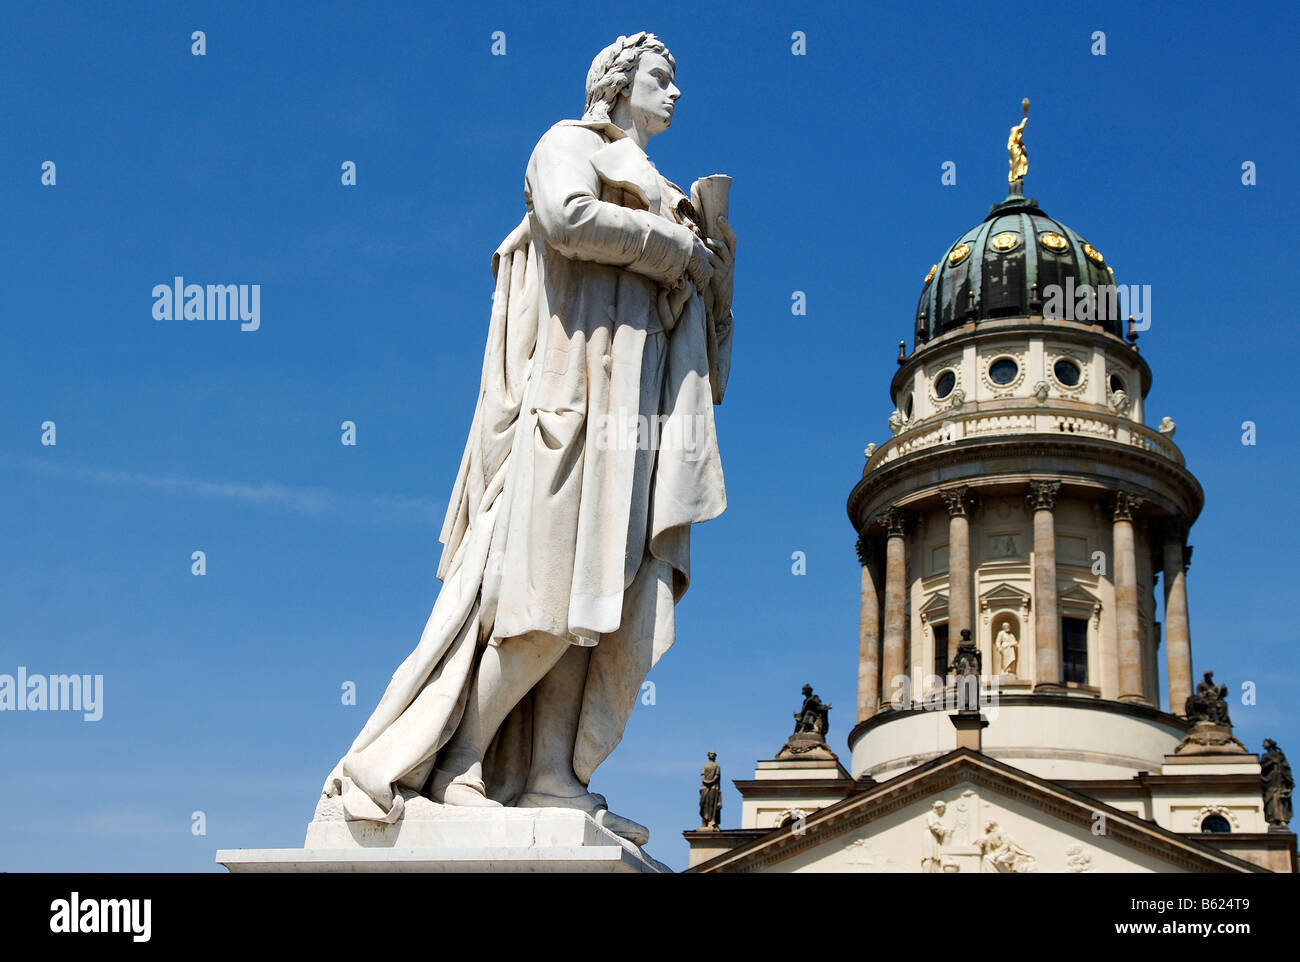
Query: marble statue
[[1064, 843, 1093, 873], [699, 751, 722, 830], [995, 622, 1018, 675], [1185, 670, 1231, 726], [1261, 739, 1293, 829], [921, 800, 951, 873], [320, 31, 737, 846], [976, 819, 1036, 873]]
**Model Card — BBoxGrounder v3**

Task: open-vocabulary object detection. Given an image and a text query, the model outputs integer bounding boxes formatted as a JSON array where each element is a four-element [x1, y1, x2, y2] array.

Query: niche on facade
[[979, 583, 1031, 681]]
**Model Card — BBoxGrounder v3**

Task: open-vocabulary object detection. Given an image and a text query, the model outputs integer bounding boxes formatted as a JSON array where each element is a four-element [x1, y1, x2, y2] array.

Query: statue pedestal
[[1171, 721, 1248, 757], [216, 793, 671, 873]]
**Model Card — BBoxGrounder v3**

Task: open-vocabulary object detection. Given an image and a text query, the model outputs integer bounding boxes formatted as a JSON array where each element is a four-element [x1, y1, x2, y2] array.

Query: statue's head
[[1001, 622, 1010, 632], [1264, 738, 1278, 751], [801, 684, 813, 696], [1204, 670, 1215, 681], [583, 32, 678, 136], [707, 751, 717, 761], [932, 801, 946, 813]]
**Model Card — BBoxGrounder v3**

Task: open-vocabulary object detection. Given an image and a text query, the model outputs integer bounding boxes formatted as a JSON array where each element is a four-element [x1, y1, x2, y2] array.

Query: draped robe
[[323, 118, 732, 822]]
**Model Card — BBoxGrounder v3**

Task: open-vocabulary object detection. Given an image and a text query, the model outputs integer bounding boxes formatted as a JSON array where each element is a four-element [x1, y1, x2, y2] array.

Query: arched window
[[1200, 814, 1231, 834]]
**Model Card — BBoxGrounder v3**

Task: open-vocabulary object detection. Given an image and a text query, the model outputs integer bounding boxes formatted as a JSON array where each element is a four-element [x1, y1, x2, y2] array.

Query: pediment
[[1058, 583, 1101, 608], [689, 750, 1263, 874], [919, 593, 949, 617], [979, 582, 1031, 608]]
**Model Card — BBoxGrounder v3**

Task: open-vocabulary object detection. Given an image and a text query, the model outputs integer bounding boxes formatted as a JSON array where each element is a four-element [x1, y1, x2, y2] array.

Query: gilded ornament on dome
[[1039, 231, 1068, 252], [1008, 98, 1029, 185], [948, 243, 971, 266], [1083, 243, 1105, 264], [990, 231, 1020, 252], [924, 264, 937, 285]]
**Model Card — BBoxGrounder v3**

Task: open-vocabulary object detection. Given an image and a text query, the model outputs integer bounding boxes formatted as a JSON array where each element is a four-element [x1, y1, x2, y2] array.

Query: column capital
[[882, 507, 909, 538], [1025, 479, 1061, 512], [1109, 490, 1145, 522], [855, 532, 882, 566], [940, 485, 975, 518]]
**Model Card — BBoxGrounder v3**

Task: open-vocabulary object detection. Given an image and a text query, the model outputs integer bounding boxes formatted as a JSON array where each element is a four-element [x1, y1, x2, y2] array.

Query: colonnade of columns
[[854, 482, 1195, 722]]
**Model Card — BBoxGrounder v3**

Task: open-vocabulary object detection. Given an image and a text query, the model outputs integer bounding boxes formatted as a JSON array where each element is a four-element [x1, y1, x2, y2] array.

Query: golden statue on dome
[[1008, 98, 1029, 186]]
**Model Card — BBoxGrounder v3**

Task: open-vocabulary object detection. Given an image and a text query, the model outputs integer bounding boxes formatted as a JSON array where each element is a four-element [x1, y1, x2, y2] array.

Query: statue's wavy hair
[[582, 32, 675, 123]]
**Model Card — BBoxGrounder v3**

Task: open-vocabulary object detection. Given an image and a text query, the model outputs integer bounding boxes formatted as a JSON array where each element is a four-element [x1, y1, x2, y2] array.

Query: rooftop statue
[[699, 752, 722, 831], [793, 684, 831, 738], [1184, 670, 1231, 726], [1261, 739, 1294, 830], [1007, 98, 1029, 186]]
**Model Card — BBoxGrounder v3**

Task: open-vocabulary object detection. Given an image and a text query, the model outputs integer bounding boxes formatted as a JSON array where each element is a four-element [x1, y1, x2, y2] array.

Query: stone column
[[1112, 491, 1146, 703], [1026, 481, 1061, 690], [881, 509, 908, 706], [856, 533, 882, 720], [1162, 517, 1193, 715], [940, 486, 972, 666]]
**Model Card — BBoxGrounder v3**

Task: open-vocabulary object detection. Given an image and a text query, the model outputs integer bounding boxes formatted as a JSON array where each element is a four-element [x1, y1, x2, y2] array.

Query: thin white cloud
[[4, 454, 442, 525]]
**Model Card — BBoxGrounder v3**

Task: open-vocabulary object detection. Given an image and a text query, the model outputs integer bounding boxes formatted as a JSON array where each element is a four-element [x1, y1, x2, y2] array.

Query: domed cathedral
[[685, 105, 1296, 874]]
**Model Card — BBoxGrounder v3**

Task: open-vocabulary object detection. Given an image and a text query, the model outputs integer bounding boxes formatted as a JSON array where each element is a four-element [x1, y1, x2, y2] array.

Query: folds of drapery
[[322, 219, 538, 823]]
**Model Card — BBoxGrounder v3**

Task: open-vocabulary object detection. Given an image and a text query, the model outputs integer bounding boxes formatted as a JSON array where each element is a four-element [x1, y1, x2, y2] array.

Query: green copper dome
[[914, 189, 1120, 345]]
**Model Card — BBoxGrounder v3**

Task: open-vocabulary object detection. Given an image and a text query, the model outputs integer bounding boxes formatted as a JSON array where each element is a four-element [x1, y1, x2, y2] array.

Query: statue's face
[[1001, 623, 1009, 631], [623, 52, 679, 137]]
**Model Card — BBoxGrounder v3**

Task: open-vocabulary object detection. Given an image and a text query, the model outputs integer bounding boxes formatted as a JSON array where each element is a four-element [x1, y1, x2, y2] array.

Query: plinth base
[[216, 793, 671, 873]]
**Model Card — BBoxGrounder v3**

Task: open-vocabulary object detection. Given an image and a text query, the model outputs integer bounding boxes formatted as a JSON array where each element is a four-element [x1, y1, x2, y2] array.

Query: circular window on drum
[[989, 357, 1019, 386], [934, 370, 956, 399], [1053, 358, 1082, 387]]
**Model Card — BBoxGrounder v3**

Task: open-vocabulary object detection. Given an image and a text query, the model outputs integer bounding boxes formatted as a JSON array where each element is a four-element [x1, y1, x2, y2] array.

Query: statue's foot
[[594, 809, 650, 847], [429, 768, 501, 808], [516, 790, 649, 846]]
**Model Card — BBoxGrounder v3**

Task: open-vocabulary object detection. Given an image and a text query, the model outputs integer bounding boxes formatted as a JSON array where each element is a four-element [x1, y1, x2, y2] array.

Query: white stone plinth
[[216, 793, 671, 873]]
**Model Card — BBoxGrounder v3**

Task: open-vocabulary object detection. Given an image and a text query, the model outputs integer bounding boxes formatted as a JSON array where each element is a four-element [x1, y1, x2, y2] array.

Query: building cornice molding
[[845, 692, 1188, 754], [848, 436, 1204, 531]]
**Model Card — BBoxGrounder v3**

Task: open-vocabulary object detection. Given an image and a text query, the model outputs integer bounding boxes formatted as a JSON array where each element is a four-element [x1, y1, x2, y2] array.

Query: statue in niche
[[921, 800, 952, 873], [976, 819, 1037, 873], [698, 751, 722, 830], [318, 31, 737, 847], [1185, 670, 1231, 726], [995, 621, 1018, 675], [1261, 739, 1294, 829]]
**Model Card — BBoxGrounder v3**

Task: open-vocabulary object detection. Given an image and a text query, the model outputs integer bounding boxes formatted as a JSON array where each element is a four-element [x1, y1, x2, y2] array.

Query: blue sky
[[2, 1, 1297, 871]]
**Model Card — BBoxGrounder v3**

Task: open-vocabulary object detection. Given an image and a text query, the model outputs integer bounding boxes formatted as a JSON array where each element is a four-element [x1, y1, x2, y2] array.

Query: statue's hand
[[686, 236, 714, 290], [705, 216, 736, 317]]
